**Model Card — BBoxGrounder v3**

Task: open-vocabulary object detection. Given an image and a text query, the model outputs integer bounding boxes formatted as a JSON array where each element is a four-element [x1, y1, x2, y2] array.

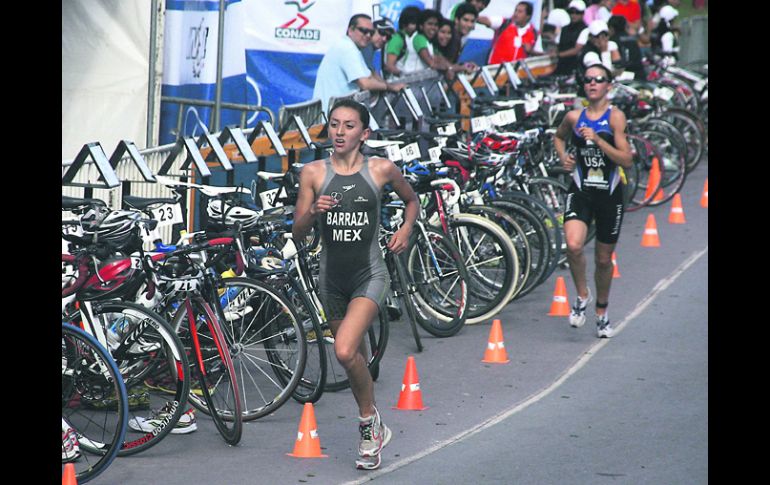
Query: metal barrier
[[161, 96, 276, 140], [678, 15, 708, 66]]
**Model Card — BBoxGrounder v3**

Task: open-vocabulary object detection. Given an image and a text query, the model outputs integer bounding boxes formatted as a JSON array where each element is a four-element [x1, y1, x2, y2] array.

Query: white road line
[[343, 245, 708, 484]]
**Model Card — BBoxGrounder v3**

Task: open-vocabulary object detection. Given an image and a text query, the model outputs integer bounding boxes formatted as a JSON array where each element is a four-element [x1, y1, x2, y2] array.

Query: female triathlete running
[[292, 99, 419, 469], [553, 62, 633, 338]]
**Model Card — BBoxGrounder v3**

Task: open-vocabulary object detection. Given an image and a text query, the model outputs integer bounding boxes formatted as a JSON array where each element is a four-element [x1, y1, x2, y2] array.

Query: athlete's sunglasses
[[583, 76, 609, 84], [355, 27, 375, 36]]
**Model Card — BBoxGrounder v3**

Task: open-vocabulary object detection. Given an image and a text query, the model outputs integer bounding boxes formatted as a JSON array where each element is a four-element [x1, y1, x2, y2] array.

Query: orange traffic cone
[[482, 319, 510, 364], [668, 193, 686, 224], [548, 276, 571, 316], [644, 158, 663, 202], [612, 252, 621, 278], [700, 178, 708, 208], [62, 463, 77, 485], [287, 403, 328, 458], [640, 214, 661, 247], [393, 356, 428, 411]]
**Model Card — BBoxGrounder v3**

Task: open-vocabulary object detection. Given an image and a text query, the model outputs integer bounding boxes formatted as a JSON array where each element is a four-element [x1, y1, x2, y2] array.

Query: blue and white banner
[[160, 0, 249, 144], [160, 0, 436, 144], [378, 0, 430, 29]]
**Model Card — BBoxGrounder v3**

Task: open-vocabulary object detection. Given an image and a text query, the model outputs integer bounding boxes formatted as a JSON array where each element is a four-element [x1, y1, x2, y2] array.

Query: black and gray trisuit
[[317, 157, 390, 321]]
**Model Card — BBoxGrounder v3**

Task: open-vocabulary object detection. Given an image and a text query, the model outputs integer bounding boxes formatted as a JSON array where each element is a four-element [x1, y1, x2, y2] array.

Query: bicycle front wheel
[[214, 276, 307, 420], [406, 226, 469, 337], [62, 323, 128, 484], [172, 298, 242, 444], [65, 301, 190, 457]]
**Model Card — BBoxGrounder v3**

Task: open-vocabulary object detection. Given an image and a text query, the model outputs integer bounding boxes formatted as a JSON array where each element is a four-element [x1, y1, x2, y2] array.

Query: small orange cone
[[547, 276, 571, 316], [668, 193, 686, 224], [62, 463, 77, 485], [644, 158, 663, 202], [482, 319, 510, 364], [612, 252, 621, 278], [641, 214, 661, 247], [287, 403, 328, 458], [393, 356, 428, 411], [700, 178, 708, 208]]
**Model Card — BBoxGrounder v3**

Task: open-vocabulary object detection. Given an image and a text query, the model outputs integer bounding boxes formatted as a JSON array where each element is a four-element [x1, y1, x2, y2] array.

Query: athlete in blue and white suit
[[292, 99, 419, 470], [553, 63, 633, 338]]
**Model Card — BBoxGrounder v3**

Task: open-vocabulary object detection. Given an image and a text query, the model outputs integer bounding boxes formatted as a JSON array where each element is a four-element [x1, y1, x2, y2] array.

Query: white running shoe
[[62, 426, 81, 462], [569, 289, 592, 328], [128, 403, 197, 435], [596, 314, 613, 338], [357, 406, 391, 457]]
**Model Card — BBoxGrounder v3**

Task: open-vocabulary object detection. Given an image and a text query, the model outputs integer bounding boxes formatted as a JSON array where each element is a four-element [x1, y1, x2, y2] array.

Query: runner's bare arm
[[292, 162, 334, 240], [554, 110, 578, 171], [376, 158, 419, 254]]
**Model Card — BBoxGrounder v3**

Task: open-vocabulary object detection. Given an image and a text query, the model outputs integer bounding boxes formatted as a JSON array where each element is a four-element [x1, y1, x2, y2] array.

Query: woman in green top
[[383, 6, 421, 78], [410, 9, 447, 73]]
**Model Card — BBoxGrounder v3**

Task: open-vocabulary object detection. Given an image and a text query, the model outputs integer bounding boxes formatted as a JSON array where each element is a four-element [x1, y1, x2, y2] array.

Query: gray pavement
[[94, 159, 708, 485]]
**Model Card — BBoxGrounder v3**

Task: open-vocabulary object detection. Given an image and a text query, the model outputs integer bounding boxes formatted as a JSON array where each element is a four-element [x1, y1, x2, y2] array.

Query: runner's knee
[[595, 254, 613, 270], [566, 238, 584, 256], [334, 340, 361, 369]]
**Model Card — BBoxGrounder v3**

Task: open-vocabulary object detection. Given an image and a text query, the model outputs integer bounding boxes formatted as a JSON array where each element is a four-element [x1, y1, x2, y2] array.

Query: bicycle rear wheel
[[466, 205, 530, 301], [638, 125, 687, 205], [485, 198, 552, 298], [448, 213, 519, 324], [62, 323, 128, 484]]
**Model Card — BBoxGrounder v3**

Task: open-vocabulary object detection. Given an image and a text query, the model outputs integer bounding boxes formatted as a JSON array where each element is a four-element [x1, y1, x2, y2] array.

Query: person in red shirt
[[611, 0, 643, 31], [488, 1, 538, 64]]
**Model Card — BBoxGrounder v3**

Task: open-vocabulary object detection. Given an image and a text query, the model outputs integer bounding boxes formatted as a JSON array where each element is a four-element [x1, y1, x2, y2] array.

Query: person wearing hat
[[553, 1, 589, 76], [543, 7, 571, 45], [553, 60, 633, 339], [362, 18, 396, 78], [652, 4, 679, 57], [608, 14, 644, 79], [578, 19, 620, 73]]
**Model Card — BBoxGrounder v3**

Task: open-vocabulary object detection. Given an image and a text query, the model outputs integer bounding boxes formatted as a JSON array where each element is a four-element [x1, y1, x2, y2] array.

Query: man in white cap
[[541, 7, 569, 54], [578, 19, 620, 72], [553, 0, 589, 76], [653, 4, 679, 57]]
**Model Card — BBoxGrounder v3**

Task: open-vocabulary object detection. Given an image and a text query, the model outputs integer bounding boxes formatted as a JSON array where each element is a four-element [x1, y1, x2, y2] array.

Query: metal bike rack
[[62, 142, 122, 199]]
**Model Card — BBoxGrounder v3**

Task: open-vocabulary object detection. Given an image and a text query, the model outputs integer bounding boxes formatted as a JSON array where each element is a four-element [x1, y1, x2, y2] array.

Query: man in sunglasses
[[362, 18, 396, 79], [313, 14, 405, 113], [553, 0, 588, 76], [553, 62, 633, 339]]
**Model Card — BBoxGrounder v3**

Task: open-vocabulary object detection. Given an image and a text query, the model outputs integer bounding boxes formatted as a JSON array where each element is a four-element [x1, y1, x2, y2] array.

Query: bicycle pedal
[[386, 305, 402, 321]]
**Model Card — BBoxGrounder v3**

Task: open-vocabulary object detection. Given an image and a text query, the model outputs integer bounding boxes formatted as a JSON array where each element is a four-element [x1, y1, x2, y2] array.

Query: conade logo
[[276, 0, 321, 41]]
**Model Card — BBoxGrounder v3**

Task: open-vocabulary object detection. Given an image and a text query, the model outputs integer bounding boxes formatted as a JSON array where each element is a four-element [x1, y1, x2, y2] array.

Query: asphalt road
[[94, 159, 708, 485]]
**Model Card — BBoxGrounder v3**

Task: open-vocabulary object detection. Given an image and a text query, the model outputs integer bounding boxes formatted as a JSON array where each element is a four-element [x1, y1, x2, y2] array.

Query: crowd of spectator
[[312, 0, 697, 111]]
